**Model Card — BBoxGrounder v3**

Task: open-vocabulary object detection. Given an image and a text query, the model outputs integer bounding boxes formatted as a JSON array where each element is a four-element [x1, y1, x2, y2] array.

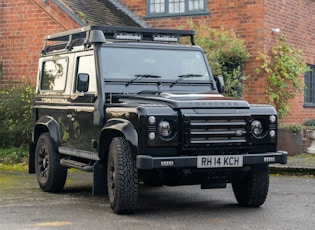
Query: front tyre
[[107, 137, 138, 214], [35, 133, 67, 192], [232, 164, 269, 207]]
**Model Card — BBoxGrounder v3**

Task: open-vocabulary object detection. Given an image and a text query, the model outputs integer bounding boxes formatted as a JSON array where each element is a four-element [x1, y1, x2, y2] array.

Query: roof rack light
[[114, 33, 142, 40], [153, 34, 179, 42]]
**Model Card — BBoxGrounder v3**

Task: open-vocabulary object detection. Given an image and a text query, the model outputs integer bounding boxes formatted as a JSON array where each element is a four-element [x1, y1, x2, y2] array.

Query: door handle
[[67, 113, 77, 121]]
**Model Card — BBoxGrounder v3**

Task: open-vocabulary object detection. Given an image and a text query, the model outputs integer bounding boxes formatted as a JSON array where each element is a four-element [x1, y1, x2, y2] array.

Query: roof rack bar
[[83, 31, 90, 48], [65, 35, 72, 51], [44, 25, 196, 45]]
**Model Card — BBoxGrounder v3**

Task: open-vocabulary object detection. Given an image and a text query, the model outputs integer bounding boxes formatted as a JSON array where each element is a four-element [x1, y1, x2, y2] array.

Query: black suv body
[[29, 26, 287, 214]]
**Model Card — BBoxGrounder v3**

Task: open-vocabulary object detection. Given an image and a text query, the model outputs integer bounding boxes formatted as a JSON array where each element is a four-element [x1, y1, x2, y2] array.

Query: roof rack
[[42, 25, 195, 54]]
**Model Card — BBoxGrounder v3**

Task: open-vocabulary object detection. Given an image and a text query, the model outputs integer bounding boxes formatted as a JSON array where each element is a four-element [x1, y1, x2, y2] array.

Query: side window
[[76, 55, 97, 93], [41, 58, 68, 91]]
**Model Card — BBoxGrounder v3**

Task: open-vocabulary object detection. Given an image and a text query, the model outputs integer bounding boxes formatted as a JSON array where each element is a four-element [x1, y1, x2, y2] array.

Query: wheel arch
[[33, 116, 61, 146], [29, 116, 61, 174], [98, 118, 138, 160]]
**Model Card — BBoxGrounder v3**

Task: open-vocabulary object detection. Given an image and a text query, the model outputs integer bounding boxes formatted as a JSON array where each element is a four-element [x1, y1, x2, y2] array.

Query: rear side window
[[41, 58, 68, 91]]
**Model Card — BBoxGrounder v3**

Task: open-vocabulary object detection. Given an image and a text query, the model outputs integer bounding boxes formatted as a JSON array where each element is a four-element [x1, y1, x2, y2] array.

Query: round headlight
[[251, 120, 263, 137], [158, 120, 172, 138]]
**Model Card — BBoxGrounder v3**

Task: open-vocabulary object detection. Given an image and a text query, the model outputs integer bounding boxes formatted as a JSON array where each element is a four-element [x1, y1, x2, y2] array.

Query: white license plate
[[197, 155, 243, 168]]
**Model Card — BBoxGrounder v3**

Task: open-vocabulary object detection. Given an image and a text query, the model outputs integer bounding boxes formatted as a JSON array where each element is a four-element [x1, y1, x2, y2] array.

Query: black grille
[[183, 113, 251, 149]]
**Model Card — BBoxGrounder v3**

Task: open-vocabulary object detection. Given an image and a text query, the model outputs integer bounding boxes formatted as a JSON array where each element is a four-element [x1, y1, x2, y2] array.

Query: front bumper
[[136, 151, 288, 170]]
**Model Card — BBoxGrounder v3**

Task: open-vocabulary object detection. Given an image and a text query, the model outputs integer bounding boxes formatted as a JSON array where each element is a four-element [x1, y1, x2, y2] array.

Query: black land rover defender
[[29, 25, 287, 214]]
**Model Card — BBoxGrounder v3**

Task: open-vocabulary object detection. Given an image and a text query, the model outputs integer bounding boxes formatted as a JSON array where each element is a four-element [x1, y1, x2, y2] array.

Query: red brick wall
[[0, 0, 80, 85], [119, 0, 267, 104], [120, 0, 315, 125], [264, 0, 315, 124]]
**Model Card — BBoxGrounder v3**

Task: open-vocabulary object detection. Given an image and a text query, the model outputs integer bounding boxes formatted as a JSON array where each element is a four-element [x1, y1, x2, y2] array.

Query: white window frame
[[146, 0, 209, 18]]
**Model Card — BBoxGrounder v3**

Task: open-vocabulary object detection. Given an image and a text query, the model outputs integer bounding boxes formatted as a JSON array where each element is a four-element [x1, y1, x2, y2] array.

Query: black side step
[[201, 183, 227, 189], [60, 159, 93, 172]]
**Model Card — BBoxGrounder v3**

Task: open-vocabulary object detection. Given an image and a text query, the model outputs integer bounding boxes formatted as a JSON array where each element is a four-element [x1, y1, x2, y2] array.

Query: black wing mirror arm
[[214, 75, 225, 94]]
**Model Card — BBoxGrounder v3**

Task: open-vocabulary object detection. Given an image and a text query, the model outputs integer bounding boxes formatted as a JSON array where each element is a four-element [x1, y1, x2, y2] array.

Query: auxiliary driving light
[[148, 132, 156, 140], [269, 130, 276, 138]]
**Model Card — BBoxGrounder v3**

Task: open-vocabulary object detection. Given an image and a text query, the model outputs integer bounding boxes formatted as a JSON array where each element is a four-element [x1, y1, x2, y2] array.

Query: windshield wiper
[[126, 74, 162, 86], [170, 74, 203, 87]]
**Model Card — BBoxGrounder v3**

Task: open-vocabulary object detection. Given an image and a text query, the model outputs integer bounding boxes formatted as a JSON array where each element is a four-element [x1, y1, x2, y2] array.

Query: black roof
[[62, 0, 142, 27]]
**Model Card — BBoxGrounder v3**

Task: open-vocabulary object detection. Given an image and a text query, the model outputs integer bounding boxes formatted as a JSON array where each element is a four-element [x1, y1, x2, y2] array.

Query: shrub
[[0, 146, 28, 164], [0, 82, 35, 147], [184, 20, 250, 98], [256, 35, 309, 118], [279, 124, 303, 134]]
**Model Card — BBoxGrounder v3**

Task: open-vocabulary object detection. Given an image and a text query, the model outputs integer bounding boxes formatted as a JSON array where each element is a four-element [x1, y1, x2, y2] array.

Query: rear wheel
[[107, 137, 138, 214], [232, 164, 269, 207], [35, 133, 67, 192]]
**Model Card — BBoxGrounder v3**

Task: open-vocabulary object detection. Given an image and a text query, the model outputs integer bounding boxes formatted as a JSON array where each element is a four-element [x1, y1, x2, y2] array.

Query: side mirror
[[214, 75, 225, 93], [76, 73, 89, 93]]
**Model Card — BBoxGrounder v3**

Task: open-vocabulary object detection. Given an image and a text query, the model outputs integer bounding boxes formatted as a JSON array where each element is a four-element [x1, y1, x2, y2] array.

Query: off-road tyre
[[232, 164, 269, 207], [107, 137, 138, 214], [35, 132, 67, 192]]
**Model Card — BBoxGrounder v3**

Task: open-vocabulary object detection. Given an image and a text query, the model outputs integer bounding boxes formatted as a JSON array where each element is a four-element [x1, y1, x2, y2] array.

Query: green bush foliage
[[184, 20, 250, 98], [0, 82, 35, 147], [256, 35, 309, 118], [279, 124, 303, 134], [0, 146, 28, 164]]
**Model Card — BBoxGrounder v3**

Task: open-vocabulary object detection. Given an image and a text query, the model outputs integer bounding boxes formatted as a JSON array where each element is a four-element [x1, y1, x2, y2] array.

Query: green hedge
[[185, 20, 250, 98], [0, 83, 35, 147]]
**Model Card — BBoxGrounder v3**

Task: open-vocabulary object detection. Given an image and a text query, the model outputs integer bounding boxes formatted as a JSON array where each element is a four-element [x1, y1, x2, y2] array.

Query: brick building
[[1, 0, 315, 125]]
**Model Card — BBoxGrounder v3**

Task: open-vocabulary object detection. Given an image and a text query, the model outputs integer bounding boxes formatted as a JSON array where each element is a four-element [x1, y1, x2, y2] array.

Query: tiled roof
[[62, 0, 142, 27]]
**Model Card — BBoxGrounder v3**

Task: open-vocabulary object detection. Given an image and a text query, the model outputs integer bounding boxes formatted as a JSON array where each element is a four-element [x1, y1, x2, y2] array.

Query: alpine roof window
[[41, 58, 68, 91]]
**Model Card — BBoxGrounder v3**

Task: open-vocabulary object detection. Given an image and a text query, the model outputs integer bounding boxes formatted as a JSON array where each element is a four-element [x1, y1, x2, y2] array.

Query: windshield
[[101, 47, 210, 82]]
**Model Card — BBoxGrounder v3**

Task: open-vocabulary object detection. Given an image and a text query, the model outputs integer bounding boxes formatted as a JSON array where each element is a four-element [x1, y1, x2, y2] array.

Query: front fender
[[99, 118, 138, 159], [30, 116, 61, 174], [34, 116, 61, 146]]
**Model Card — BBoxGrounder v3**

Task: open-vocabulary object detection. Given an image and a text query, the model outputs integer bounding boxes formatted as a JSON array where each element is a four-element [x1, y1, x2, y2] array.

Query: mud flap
[[93, 160, 108, 195], [29, 143, 35, 174]]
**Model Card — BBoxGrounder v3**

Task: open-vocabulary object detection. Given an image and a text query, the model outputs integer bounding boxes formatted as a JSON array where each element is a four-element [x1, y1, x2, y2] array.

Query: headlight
[[251, 120, 264, 138], [158, 120, 173, 138], [147, 116, 178, 146]]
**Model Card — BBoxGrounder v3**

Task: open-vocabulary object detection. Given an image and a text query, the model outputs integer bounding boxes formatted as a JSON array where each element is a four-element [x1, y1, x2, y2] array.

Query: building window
[[150, 0, 165, 14], [304, 64, 315, 106], [146, 0, 209, 17], [188, 0, 204, 11]]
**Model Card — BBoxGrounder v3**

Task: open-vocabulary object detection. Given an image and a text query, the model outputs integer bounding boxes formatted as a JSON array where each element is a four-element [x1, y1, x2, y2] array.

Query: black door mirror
[[76, 73, 89, 92], [214, 75, 225, 93]]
